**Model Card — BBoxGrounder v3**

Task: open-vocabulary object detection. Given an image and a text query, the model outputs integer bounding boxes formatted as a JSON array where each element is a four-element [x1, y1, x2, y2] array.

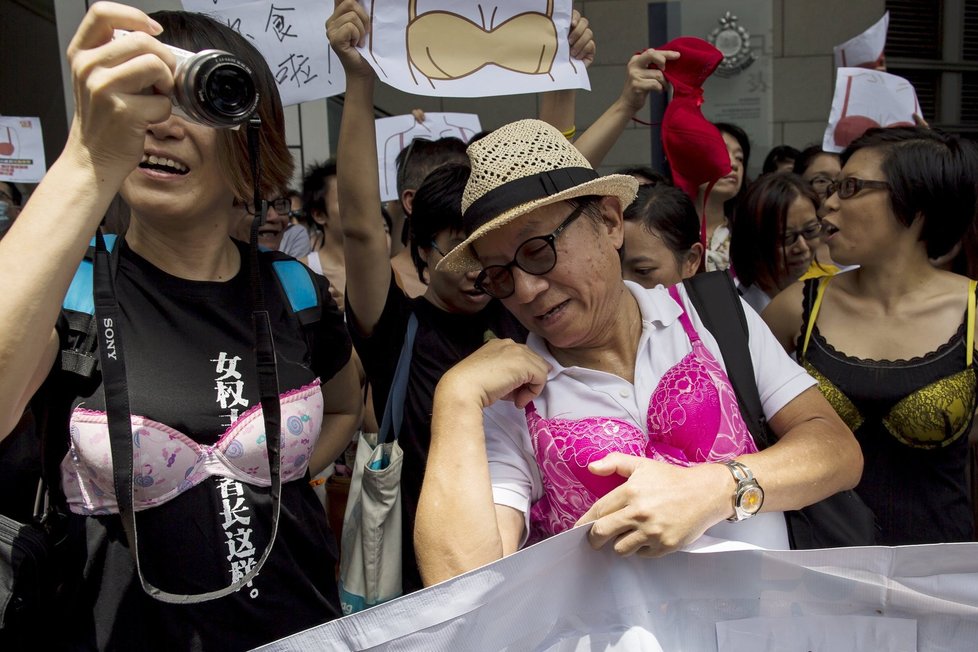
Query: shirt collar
[[526, 281, 683, 381]]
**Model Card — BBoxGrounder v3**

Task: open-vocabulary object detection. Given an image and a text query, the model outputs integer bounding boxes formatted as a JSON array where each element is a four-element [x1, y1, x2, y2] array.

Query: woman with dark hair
[[761, 145, 801, 175], [793, 145, 841, 205], [0, 4, 361, 648], [622, 182, 703, 288], [699, 122, 750, 271], [764, 126, 978, 545], [730, 172, 822, 313]]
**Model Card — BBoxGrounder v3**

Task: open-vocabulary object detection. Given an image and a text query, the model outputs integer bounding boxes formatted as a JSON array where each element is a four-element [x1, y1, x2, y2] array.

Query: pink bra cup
[[526, 287, 757, 538], [62, 381, 324, 515]]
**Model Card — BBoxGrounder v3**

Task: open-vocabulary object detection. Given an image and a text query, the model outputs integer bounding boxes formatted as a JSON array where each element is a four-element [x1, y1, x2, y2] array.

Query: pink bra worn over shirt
[[527, 286, 758, 540], [62, 380, 324, 515]]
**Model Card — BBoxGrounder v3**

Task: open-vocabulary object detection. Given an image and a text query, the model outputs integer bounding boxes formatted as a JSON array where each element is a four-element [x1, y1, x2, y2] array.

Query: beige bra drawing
[[370, 1, 563, 87]]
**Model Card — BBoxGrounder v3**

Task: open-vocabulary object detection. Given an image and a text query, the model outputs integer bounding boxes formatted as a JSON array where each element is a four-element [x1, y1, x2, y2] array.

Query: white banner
[[256, 526, 978, 651], [181, 0, 346, 104], [356, 0, 590, 98]]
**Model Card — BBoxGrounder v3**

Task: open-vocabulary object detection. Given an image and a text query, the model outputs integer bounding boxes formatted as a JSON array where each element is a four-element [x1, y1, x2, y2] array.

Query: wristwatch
[[722, 460, 764, 522]]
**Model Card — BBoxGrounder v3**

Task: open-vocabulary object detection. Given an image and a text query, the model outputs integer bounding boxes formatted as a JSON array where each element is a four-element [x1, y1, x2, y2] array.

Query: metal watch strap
[[723, 460, 762, 522]]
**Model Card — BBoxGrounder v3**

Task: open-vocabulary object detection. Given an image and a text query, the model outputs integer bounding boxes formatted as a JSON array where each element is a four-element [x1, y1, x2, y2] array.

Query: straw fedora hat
[[436, 119, 639, 273]]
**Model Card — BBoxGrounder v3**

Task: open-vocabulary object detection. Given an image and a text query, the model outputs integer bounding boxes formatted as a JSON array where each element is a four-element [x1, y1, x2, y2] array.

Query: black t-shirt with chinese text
[[347, 272, 526, 595], [47, 239, 350, 651]]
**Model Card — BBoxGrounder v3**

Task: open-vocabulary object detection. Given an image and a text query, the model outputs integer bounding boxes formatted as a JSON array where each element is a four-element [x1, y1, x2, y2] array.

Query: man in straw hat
[[415, 119, 863, 585]]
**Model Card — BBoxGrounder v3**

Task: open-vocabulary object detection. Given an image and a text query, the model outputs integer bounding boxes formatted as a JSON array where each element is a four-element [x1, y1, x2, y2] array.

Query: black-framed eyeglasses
[[246, 197, 291, 215], [475, 202, 588, 299], [826, 177, 889, 200], [782, 222, 822, 246]]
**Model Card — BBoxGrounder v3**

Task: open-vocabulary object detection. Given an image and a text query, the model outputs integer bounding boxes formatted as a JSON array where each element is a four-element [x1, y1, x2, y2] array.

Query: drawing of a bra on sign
[[833, 72, 918, 149], [403, 0, 560, 87], [0, 127, 19, 157]]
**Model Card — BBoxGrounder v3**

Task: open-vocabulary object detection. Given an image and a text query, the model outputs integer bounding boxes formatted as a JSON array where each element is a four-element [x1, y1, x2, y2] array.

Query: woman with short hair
[[0, 4, 360, 647], [764, 126, 978, 545]]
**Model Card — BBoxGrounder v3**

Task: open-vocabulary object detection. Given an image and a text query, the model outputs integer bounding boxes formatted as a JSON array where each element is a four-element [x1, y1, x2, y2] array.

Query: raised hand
[[567, 10, 595, 68], [620, 48, 681, 113], [65, 2, 176, 182], [326, 0, 375, 79]]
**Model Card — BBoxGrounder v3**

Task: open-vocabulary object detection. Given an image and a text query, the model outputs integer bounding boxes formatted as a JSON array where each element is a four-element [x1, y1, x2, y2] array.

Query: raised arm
[[327, 0, 391, 335], [573, 48, 678, 167], [0, 3, 175, 437], [537, 10, 594, 137], [415, 339, 550, 586]]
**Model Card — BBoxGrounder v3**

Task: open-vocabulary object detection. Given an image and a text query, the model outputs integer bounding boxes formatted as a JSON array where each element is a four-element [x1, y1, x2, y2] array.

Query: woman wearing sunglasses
[[729, 172, 823, 313], [764, 126, 978, 545], [413, 120, 862, 585]]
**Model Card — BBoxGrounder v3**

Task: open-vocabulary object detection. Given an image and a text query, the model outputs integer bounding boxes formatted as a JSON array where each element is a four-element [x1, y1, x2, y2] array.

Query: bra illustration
[[801, 278, 977, 449], [62, 380, 324, 515], [405, 0, 558, 86], [833, 74, 917, 149], [526, 285, 757, 539]]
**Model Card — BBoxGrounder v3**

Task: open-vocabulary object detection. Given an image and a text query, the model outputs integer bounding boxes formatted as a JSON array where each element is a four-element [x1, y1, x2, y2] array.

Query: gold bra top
[[801, 277, 977, 449], [405, 1, 558, 82]]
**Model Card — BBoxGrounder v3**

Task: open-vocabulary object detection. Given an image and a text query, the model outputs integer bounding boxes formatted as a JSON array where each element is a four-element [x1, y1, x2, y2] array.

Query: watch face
[[740, 486, 764, 515]]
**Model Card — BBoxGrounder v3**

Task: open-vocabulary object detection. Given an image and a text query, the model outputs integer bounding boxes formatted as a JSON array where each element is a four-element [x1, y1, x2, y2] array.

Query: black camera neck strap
[[93, 116, 283, 604]]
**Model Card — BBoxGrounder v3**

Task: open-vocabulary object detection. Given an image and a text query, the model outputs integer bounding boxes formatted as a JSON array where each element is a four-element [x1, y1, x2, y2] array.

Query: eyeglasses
[[808, 175, 834, 196], [475, 203, 588, 299], [782, 222, 822, 246], [246, 197, 292, 215], [825, 177, 889, 200]]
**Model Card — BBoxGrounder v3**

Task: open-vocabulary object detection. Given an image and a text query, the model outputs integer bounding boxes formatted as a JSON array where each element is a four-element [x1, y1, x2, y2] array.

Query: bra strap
[[967, 279, 976, 367], [801, 276, 832, 358], [667, 285, 701, 343]]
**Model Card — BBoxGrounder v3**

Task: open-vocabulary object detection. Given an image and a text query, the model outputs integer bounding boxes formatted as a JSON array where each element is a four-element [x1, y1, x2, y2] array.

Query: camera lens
[[205, 64, 256, 116], [174, 50, 260, 128]]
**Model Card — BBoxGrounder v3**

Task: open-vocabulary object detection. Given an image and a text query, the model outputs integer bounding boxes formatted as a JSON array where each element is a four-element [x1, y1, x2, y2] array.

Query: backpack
[[683, 271, 878, 549], [60, 235, 323, 384]]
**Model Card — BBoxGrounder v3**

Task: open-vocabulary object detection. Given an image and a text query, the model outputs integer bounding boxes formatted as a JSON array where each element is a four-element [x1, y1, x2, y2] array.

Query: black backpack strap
[[682, 272, 774, 450]]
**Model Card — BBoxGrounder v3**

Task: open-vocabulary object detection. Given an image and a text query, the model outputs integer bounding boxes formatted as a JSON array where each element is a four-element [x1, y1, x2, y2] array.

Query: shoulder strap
[[682, 271, 773, 450], [967, 279, 976, 368], [378, 312, 419, 445], [63, 234, 118, 316], [271, 257, 322, 327], [60, 235, 120, 381], [801, 276, 831, 358]]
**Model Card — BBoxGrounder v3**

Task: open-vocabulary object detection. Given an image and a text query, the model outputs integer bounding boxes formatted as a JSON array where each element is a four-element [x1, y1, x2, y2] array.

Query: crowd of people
[[0, 2, 975, 649]]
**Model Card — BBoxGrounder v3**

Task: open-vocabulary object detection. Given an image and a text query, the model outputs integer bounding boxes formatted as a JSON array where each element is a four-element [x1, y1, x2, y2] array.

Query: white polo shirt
[[484, 281, 816, 549]]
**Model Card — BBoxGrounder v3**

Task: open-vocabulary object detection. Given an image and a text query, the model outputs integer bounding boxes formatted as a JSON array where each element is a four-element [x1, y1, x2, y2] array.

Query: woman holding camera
[[0, 4, 359, 648]]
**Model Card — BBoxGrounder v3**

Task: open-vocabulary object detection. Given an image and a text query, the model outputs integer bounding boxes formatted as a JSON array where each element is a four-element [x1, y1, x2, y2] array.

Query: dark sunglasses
[[475, 203, 588, 299], [826, 177, 889, 200]]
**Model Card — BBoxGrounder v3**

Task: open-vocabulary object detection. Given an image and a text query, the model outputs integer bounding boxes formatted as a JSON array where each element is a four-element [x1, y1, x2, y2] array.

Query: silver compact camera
[[114, 30, 260, 128]]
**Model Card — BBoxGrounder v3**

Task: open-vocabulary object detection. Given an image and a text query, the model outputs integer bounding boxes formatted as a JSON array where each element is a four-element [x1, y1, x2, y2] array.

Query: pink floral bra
[[527, 286, 757, 540], [61, 380, 323, 515]]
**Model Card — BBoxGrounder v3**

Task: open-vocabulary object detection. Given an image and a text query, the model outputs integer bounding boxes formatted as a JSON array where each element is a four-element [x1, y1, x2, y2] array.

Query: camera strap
[[93, 115, 284, 604]]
